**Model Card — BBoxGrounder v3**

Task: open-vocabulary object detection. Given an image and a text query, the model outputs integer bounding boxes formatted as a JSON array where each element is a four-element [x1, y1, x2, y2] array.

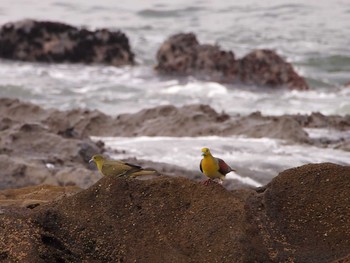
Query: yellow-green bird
[[199, 147, 236, 185], [89, 154, 144, 177]]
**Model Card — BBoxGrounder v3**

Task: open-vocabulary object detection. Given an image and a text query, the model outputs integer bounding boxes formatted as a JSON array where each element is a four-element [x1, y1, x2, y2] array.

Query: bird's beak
[[201, 152, 205, 156], [89, 158, 94, 164]]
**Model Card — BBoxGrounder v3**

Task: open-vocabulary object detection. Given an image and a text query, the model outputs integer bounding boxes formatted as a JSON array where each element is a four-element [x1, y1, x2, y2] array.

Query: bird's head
[[89, 154, 105, 165], [201, 147, 211, 156]]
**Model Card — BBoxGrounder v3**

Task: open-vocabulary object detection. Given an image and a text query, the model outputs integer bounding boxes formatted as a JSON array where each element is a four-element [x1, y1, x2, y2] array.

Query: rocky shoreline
[[1, 97, 349, 191]]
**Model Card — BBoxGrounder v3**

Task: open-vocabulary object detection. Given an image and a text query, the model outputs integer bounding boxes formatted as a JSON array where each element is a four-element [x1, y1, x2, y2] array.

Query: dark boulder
[[0, 19, 134, 66]]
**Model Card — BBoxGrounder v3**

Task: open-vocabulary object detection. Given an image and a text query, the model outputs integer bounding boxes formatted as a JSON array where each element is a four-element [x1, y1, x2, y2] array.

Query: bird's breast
[[201, 157, 219, 177]]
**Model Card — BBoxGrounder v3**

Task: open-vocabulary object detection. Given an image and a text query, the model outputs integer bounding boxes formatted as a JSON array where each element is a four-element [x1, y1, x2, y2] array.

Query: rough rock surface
[[246, 163, 350, 262], [0, 98, 104, 189], [155, 33, 309, 90], [0, 98, 311, 142], [0, 19, 134, 66], [0, 185, 81, 208], [2, 97, 350, 144], [0, 163, 350, 262]]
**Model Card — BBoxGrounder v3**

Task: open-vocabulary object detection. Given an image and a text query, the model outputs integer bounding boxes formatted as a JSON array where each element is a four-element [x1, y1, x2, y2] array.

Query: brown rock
[[239, 49, 309, 90], [0, 176, 255, 262], [292, 112, 350, 130], [155, 33, 239, 82], [247, 163, 350, 262], [0, 19, 134, 66], [1, 163, 350, 262], [155, 33, 309, 90]]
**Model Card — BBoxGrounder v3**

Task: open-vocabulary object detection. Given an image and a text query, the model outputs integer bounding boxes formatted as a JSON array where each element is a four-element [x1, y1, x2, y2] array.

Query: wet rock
[[155, 33, 309, 90], [292, 112, 350, 130], [0, 98, 326, 142], [155, 33, 239, 82], [94, 105, 310, 143], [233, 113, 310, 143], [0, 19, 134, 66], [109, 104, 231, 137], [1, 163, 350, 262], [336, 141, 350, 152], [239, 49, 309, 90], [155, 33, 199, 74]]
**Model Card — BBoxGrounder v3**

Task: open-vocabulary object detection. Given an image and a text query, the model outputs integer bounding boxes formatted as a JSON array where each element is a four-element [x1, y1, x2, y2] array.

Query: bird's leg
[[202, 179, 212, 186]]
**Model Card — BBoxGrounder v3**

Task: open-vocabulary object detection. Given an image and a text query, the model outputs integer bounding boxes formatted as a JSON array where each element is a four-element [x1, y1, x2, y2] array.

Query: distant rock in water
[[155, 33, 309, 90], [155, 33, 238, 82], [0, 19, 134, 66], [240, 49, 309, 90]]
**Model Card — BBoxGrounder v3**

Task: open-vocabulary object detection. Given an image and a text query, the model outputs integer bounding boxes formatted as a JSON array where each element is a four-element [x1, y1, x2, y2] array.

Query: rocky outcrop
[[3, 97, 350, 143], [155, 33, 309, 90], [0, 163, 349, 262], [0, 98, 311, 142], [0, 19, 134, 66]]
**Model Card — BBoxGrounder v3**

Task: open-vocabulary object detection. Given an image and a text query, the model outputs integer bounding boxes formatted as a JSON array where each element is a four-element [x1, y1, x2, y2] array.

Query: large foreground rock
[[0, 19, 134, 66], [155, 33, 309, 90], [247, 163, 350, 262], [0, 163, 349, 262]]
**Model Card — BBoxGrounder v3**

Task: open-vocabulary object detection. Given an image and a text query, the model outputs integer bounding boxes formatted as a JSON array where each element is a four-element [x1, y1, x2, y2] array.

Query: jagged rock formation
[[155, 33, 309, 90]]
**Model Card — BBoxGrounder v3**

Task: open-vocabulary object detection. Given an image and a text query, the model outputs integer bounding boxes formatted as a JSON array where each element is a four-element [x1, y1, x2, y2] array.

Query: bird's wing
[[102, 161, 141, 176], [217, 158, 233, 175], [123, 161, 142, 170], [199, 159, 203, 173]]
